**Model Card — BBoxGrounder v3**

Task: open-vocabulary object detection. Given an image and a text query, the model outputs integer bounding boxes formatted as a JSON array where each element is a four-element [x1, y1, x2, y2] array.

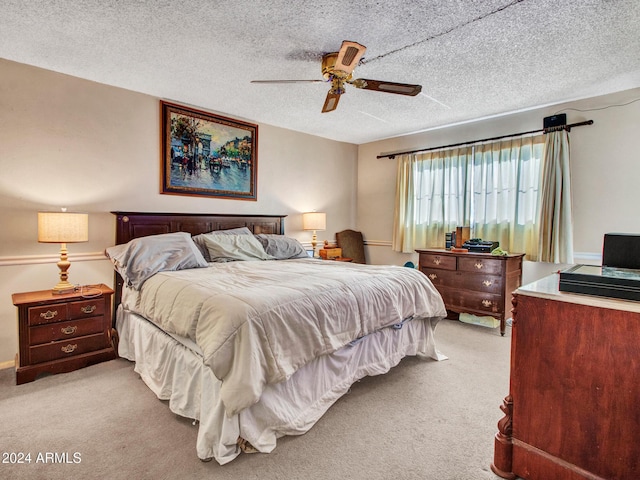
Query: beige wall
[[357, 87, 640, 284], [2, 56, 638, 364], [0, 59, 358, 364]]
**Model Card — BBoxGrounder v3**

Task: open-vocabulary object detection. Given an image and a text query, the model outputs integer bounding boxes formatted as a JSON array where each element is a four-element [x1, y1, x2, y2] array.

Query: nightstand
[[12, 284, 117, 384]]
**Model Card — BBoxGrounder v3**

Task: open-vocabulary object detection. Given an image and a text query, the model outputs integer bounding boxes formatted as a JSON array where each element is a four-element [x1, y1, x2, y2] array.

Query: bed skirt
[[116, 306, 446, 464]]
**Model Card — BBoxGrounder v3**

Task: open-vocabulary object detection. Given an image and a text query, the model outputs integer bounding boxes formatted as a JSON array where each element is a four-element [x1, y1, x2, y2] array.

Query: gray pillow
[[192, 227, 252, 261], [254, 234, 309, 260], [105, 232, 208, 290], [203, 234, 274, 262]]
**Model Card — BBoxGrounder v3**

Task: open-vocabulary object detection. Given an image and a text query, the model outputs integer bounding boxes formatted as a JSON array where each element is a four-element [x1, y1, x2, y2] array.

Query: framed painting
[[160, 101, 258, 200]]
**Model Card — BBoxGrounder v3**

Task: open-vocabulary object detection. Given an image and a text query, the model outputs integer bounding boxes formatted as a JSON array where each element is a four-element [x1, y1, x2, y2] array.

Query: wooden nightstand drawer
[[69, 299, 105, 319], [419, 253, 457, 270], [28, 304, 69, 326], [29, 333, 108, 365], [29, 316, 105, 345]]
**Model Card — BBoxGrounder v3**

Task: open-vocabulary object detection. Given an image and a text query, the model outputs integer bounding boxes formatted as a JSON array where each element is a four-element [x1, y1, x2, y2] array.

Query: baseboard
[[0, 359, 16, 370]]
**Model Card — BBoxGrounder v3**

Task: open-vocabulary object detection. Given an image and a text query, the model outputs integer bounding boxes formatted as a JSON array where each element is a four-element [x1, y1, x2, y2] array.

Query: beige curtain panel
[[537, 130, 574, 263]]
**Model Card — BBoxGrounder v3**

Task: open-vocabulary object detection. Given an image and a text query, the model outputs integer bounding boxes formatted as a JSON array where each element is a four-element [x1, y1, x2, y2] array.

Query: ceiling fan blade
[[251, 79, 325, 84], [334, 41, 366, 74], [352, 78, 422, 96], [322, 91, 341, 113]]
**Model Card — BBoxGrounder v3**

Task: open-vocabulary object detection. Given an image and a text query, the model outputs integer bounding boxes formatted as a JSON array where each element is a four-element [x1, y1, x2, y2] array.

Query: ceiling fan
[[251, 40, 422, 113]]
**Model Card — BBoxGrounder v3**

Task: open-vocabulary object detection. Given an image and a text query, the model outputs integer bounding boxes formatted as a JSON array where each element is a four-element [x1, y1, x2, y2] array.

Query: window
[[393, 134, 545, 258]]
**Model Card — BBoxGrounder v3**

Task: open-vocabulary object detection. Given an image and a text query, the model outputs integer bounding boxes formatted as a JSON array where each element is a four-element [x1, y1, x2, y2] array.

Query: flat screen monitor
[[602, 233, 640, 269]]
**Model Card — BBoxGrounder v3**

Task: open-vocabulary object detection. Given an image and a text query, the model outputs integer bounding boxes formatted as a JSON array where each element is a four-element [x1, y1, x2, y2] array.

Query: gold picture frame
[[160, 101, 258, 200]]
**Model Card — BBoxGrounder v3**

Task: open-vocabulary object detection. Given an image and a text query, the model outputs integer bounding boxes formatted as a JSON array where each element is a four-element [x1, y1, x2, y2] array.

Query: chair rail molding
[[0, 252, 107, 267]]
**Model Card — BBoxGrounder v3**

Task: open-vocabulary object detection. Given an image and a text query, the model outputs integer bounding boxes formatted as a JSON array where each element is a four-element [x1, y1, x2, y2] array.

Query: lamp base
[[311, 232, 318, 258], [52, 244, 75, 294], [52, 281, 75, 295]]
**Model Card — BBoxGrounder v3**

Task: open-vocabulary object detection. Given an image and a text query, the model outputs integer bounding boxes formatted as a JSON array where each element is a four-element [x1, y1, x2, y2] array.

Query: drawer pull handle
[[61, 344, 78, 354], [483, 280, 493, 287], [428, 273, 437, 280], [81, 305, 97, 314], [433, 257, 441, 265], [61, 325, 77, 335], [40, 310, 58, 320], [474, 262, 484, 269], [482, 299, 493, 307]]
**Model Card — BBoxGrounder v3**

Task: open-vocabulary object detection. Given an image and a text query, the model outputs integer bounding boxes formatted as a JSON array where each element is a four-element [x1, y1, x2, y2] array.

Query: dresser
[[12, 284, 116, 384], [491, 274, 640, 480], [416, 249, 524, 335]]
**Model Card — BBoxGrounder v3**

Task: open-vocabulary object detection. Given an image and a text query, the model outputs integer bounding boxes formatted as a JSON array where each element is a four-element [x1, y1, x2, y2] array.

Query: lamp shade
[[38, 212, 89, 243], [302, 212, 326, 231]]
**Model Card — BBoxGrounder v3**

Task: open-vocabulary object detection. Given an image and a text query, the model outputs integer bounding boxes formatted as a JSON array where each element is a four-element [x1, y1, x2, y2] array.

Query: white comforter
[[122, 258, 446, 416]]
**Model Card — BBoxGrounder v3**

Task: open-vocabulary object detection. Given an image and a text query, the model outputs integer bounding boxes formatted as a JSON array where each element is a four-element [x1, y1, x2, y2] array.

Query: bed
[[108, 211, 447, 465]]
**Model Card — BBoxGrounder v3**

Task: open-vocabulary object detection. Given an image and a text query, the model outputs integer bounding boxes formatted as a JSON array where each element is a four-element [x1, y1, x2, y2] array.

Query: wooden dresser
[[416, 249, 524, 335], [12, 284, 116, 384], [492, 274, 640, 480]]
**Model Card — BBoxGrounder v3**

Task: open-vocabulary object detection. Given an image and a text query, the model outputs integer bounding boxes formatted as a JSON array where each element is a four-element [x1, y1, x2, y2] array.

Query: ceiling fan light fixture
[[252, 40, 423, 111], [329, 78, 346, 95]]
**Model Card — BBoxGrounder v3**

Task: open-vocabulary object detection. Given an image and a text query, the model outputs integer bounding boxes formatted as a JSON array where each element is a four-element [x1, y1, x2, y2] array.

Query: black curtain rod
[[377, 120, 594, 159]]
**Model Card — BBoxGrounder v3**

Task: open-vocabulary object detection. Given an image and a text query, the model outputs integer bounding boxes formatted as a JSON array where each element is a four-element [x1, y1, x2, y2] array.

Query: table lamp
[[38, 210, 89, 294], [302, 212, 326, 258]]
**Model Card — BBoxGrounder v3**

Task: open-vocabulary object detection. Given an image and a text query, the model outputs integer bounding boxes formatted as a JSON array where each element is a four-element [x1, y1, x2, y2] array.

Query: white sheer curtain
[[472, 135, 545, 259], [393, 134, 546, 258], [392, 147, 472, 252], [537, 129, 574, 263]]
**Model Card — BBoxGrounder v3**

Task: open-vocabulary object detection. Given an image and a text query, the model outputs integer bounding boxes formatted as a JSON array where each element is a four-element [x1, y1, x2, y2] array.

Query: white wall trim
[[0, 247, 601, 266], [0, 359, 15, 370], [574, 252, 602, 264], [0, 252, 107, 267], [364, 240, 392, 247]]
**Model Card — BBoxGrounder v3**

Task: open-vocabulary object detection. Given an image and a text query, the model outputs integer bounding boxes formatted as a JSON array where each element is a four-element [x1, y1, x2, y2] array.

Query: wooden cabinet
[[492, 275, 640, 479], [12, 284, 116, 384], [416, 249, 524, 335]]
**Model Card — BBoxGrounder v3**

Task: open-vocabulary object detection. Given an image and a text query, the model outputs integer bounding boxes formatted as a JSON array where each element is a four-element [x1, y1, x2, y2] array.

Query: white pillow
[[105, 232, 208, 289], [192, 227, 253, 261], [203, 234, 275, 262]]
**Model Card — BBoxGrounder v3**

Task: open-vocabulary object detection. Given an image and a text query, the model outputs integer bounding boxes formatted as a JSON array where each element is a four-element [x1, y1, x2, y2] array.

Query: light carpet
[[0, 319, 512, 480]]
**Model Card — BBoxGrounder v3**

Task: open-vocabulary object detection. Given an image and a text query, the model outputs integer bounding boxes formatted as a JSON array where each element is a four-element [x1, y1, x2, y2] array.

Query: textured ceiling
[[1, 0, 639, 144]]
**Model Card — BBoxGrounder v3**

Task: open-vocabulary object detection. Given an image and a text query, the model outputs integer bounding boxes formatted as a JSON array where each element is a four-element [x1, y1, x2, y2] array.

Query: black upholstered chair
[[336, 229, 366, 264]]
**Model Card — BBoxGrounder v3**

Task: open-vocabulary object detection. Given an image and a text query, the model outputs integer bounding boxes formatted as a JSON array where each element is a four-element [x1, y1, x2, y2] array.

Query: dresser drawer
[[28, 304, 69, 326], [29, 316, 105, 345], [458, 273, 503, 294], [69, 298, 105, 319], [419, 253, 457, 270], [29, 333, 108, 365], [443, 288, 503, 315], [458, 256, 504, 275], [423, 269, 503, 295]]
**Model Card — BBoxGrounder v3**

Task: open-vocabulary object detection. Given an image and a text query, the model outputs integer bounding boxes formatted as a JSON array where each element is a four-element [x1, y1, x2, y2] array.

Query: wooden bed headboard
[[110, 211, 287, 324]]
